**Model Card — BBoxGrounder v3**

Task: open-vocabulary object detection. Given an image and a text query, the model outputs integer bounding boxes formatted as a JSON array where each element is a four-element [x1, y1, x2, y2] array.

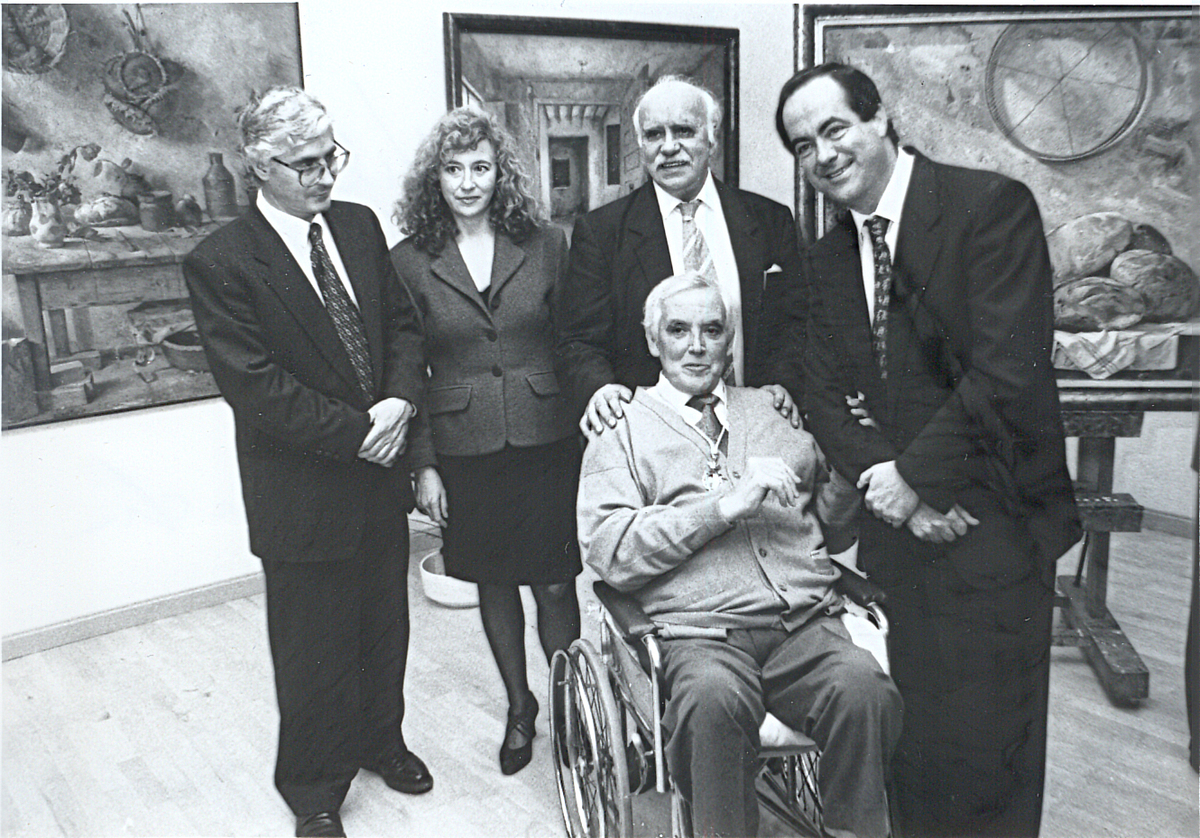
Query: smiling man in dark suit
[[555, 76, 806, 437], [776, 64, 1081, 838], [183, 87, 432, 838]]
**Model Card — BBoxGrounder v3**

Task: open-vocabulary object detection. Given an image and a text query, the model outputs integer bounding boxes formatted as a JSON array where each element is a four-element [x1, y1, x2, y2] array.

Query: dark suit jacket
[[391, 225, 575, 465], [555, 178, 805, 419], [183, 200, 425, 563], [803, 152, 1080, 586]]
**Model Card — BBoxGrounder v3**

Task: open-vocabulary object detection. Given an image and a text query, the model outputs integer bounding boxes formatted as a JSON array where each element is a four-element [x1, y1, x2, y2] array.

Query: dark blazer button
[[492, 365, 503, 377], [489, 296, 500, 310], [484, 328, 498, 342]]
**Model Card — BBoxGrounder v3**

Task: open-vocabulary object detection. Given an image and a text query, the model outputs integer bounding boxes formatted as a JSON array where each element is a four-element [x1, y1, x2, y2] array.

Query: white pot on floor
[[419, 550, 478, 608]]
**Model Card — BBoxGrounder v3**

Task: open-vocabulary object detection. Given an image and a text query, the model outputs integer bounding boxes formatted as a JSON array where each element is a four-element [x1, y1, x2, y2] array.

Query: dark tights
[[477, 581, 580, 746]]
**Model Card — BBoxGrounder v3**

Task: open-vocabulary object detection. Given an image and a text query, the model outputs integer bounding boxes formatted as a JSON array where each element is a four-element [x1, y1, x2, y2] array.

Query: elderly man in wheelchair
[[569, 272, 902, 838]]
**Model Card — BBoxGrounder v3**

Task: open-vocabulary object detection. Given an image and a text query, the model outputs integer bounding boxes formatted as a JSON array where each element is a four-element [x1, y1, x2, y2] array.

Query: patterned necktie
[[865, 216, 893, 380], [308, 222, 373, 398], [686, 393, 723, 442], [680, 200, 717, 283]]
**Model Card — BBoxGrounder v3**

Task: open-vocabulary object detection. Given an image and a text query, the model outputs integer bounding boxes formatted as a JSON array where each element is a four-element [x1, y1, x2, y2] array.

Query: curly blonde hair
[[394, 108, 543, 254]]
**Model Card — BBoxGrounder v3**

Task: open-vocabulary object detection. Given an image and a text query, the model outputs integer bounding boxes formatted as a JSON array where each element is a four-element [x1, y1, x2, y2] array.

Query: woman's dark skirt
[[437, 436, 582, 585]]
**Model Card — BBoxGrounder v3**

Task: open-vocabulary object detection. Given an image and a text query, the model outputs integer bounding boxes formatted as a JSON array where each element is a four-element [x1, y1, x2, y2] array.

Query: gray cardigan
[[577, 386, 858, 631], [392, 226, 575, 467]]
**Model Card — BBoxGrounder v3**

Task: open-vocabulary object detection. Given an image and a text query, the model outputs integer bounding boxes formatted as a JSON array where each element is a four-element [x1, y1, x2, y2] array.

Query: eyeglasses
[[272, 140, 350, 187]]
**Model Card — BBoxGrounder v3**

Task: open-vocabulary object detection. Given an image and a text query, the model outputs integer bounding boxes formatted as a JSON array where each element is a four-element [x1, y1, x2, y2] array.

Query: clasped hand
[[357, 397, 415, 467], [905, 502, 979, 543], [718, 456, 801, 522], [858, 460, 978, 542]]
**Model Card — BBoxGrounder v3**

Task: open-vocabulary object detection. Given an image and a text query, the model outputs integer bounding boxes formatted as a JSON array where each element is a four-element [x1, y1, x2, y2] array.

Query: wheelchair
[[549, 563, 889, 838]]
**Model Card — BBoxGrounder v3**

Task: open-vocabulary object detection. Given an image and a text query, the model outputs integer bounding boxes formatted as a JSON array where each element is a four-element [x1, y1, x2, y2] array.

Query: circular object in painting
[[986, 20, 1148, 162]]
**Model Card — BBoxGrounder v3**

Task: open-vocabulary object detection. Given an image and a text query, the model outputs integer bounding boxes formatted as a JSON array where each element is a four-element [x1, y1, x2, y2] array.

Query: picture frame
[[1, 2, 303, 428], [443, 13, 738, 225]]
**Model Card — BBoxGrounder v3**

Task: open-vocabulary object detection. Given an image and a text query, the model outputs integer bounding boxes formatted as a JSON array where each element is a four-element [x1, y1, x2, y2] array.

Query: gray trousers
[[660, 615, 902, 838]]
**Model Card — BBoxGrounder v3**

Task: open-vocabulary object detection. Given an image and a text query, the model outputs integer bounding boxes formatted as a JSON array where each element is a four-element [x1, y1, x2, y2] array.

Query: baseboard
[[2, 571, 265, 662], [1141, 509, 1196, 540]]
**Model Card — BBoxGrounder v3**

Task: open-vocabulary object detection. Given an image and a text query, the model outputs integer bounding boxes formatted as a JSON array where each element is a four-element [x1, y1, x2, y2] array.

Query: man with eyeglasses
[[183, 87, 431, 838]]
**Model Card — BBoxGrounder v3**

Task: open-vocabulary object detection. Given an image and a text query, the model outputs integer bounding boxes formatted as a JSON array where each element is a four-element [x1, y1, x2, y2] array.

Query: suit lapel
[[429, 239, 491, 319], [893, 152, 943, 313], [626, 184, 675, 293], [714, 179, 765, 362], [889, 153, 946, 418], [489, 233, 526, 299], [813, 214, 887, 412], [246, 205, 363, 393]]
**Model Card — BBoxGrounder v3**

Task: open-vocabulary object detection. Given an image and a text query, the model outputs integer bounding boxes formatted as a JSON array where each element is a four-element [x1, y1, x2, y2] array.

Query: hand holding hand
[[581, 383, 634, 438], [358, 397, 416, 467], [761, 384, 801, 428], [857, 460, 920, 527], [904, 502, 979, 543], [904, 503, 957, 543], [845, 391, 876, 428], [413, 466, 449, 527], [718, 456, 802, 522]]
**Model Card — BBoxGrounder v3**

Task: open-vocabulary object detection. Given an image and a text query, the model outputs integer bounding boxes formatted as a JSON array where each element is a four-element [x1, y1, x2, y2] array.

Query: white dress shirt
[[652, 174, 744, 385], [649, 373, 729, 449], [256, 190, 359, 307], [850, 148, 914, 322]]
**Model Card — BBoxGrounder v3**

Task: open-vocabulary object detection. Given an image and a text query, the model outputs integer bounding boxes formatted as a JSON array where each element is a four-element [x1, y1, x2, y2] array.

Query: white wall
[[2, 400, 252, 636], [1, 1, 800, 639]]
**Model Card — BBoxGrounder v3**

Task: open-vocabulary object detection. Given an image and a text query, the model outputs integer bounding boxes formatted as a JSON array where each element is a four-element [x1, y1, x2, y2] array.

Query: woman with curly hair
[[391, 108, 580, 776]]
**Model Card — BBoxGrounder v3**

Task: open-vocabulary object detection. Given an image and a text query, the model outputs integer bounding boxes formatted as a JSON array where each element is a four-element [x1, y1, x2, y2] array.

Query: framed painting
[[1, 2, 303, 428], [443, 13, 738, 229]]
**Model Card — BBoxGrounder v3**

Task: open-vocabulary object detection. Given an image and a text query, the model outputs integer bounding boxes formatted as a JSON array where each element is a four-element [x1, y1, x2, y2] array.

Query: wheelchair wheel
[[550, 640, 632, 838], [757, 752, 823, 838], [550, 649, 580, 837]]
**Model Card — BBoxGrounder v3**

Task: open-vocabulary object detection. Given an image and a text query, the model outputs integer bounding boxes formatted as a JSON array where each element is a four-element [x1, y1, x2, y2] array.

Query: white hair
[[237, 86, 333, 181], [633, 76, 722, 146], [642, 271, 733, 343]]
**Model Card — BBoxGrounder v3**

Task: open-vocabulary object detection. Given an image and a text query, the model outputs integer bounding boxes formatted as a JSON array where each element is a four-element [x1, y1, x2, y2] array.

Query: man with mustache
[[776, 63, 1081, 837], [556, 76, 806, 437]]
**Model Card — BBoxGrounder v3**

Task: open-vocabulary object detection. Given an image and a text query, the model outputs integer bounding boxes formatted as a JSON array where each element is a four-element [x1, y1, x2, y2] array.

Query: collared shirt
[[649, 373, 730, 437], [850, 148, 914, 322], [256, 190, 359, 307], [652, 173, 745, 385]]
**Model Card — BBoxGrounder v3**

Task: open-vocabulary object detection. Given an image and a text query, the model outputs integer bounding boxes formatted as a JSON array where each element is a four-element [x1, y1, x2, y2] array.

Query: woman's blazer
[[392, 225, 575, 464]]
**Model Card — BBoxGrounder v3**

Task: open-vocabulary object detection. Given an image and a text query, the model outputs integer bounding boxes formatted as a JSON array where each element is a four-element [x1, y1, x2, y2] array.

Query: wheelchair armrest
[[593, 581, 659, 641], [830, 559, 887, 608]]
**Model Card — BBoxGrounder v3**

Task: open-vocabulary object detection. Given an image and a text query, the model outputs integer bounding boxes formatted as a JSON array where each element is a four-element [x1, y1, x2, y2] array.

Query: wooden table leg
[[1059, 435, 1150, 705], [12, 273, 51, 402], [47, 308, 70, 358]]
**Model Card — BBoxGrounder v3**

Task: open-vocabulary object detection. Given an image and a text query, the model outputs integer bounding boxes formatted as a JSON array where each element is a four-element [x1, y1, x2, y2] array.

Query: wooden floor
[[3, 522, 1197, 837]]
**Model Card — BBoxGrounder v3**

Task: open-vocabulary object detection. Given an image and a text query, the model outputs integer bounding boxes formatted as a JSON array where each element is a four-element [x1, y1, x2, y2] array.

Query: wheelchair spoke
[[557, 640, 632, 838]]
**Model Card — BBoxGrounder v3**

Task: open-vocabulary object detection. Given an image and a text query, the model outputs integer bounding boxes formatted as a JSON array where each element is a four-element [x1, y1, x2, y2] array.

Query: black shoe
[[500, 695, 538, 776], [364, 748, 434, 795], [296, 811, 345, 837]]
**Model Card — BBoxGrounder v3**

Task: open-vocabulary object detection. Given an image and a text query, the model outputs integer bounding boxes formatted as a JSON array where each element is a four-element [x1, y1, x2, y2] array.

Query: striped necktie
[[865, 216, 893, 379], [309, 222, 372, 398], [680, 200, 717, 284], [686, 393, 723, 442]]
